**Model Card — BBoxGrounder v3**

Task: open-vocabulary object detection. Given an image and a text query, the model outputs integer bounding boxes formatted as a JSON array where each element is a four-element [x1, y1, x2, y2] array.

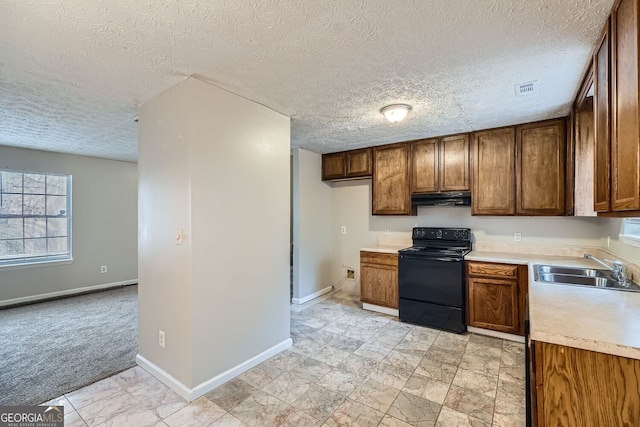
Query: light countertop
[[525, 257, 640, 360], [472, 252, 640, 360], [360, 246, 640, 359], [465, 250, 579, 265], [360, 245, 408, 254]]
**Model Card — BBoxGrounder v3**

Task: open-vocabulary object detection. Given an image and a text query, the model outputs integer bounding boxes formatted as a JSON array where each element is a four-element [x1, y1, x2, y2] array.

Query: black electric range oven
[[398, 227, 471, 333]]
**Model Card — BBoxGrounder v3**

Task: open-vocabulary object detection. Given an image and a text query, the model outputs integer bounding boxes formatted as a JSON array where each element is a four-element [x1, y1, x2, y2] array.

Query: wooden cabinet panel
[[535, 341, 640, 427], [322, 149, 372, 180], [360, 251, 398, 309], [346, 148, 372, 178], [612, 0, 640, 211], [439, 134, 470, 191], [322, 152, 346, 180], [410, 138, 439, 193], [467, 277, 519, 334], [373, 143, 415, 215], [594, 19, 612, 212], [472, 127, 516, 215], [467, 261, 526, 336], [467, 262, 518, 278], [516, 119, 566, 215], [361, 251, 398, 267]]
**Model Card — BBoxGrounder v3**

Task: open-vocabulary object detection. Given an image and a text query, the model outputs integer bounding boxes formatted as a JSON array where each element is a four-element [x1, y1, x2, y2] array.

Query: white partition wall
[[137, 77, 291, 399]]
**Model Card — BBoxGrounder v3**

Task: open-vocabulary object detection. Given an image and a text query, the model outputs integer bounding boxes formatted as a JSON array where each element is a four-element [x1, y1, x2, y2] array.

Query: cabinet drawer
[[467, 261, 518, 278], [360, 251, 398, 267]]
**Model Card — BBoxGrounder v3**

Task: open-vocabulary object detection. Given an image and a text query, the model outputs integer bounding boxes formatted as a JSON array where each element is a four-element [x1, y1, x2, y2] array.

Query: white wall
[[138, 77, 290, 392], [0, 146, 138, 304], [599, 218, 640, 264], [291, 148, 333, 301], [330, 179, 603, 294]]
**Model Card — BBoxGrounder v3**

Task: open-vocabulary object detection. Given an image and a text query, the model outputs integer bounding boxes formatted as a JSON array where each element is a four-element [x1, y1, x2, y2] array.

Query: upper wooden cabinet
[[322, 148, 372, 181], [594, 18, 612, 212], [516, 119, 566, 215], [472, 120, 567, 216], [410, 138, 439, 193], [372, 143, 415, 215], [411, 134, 470, 194], [472, 127, 516, 215], [611, 0, 640, 211], [440, 134, 470, 191]]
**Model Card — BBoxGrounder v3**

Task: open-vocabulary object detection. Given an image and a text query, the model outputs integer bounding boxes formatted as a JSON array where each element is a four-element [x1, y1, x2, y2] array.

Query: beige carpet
[[0, 285, 138, 406]]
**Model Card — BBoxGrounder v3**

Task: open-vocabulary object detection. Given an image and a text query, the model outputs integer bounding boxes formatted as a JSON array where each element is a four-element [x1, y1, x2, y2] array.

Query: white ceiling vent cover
[[515, 81, 538, 97]]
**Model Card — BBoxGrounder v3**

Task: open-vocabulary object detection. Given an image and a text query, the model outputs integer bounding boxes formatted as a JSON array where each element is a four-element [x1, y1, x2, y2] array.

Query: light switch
[[176, 229, 184, 245]]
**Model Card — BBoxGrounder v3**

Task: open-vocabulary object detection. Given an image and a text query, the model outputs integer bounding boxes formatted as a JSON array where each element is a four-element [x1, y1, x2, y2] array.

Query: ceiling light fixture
[[380, 104, 412, 123]]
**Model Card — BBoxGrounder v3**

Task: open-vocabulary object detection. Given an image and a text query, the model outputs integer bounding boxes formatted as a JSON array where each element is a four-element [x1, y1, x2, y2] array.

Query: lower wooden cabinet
[[360, 251, 398, 309], [466, 261, 528, 335], [532, 341, 640, 426]]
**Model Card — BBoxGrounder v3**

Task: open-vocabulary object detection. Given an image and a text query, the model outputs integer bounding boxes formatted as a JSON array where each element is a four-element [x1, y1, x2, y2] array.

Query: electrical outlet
[[347, 269, 355, 279], [514, 232, 522, 242], [384, 229, 390, 236], [341, 226, 347, 234], [100, 265, 107, 273], [158, 330, 165, 348]]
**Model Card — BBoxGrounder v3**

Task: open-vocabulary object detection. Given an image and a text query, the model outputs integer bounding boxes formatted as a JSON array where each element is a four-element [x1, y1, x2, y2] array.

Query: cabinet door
[[594, 19, 611, 212], [535, 342, 640, 426], [472, 128, 516, 215], [360, 263, 398, 309], [440, 133, 470, 191], [410, 138, 439, 193], [346, 148, 372, 178], [516, 119, 566, 215], [373, 143, 414, 215], [467, 277, 519, 334], [322, 152, 346, 180], [612, 0, 640, 211]]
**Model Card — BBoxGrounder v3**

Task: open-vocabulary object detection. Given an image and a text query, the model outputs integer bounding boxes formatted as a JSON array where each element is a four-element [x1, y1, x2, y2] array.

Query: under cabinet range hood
[[411, 191, 471, 206]]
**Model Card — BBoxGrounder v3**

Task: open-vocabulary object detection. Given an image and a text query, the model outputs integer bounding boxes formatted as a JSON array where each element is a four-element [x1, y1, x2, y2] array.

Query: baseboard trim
[[0, 280, 138, 308], [363, 303, 399, 317], [467, 326, 524, 343], [291, 285, 332, 305], [136, 337, 293, 402]]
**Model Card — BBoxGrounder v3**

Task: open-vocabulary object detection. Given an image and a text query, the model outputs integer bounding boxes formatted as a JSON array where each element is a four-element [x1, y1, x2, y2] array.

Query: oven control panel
[[412, 227, 470, 241]]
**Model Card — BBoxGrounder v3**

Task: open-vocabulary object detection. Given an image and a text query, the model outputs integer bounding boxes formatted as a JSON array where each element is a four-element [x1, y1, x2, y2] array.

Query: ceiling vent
[[515, 81, 537, 97]]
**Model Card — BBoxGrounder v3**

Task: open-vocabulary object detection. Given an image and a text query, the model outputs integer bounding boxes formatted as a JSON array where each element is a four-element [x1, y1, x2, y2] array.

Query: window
[[0, 170, 72, 267], [621, 218, 640, 248]]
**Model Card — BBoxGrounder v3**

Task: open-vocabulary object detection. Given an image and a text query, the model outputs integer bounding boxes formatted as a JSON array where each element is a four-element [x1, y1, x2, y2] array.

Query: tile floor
[[42, 292, 526, 426]]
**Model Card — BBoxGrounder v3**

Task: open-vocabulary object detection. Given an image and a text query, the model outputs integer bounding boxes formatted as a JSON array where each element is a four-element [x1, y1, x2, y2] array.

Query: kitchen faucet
[[584, 254, 629, 286]]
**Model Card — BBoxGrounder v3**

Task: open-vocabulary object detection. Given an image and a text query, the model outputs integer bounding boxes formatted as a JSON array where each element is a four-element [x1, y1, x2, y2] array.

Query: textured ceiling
[[0, 0, 613, 162]]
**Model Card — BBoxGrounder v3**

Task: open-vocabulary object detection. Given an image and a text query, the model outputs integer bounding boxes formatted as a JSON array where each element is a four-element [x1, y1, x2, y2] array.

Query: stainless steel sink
[[533, 264, 640, 292]]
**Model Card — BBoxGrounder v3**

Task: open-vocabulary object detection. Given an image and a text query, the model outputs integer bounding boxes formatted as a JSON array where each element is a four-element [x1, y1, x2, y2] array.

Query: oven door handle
[[400, 254, 462, 262]]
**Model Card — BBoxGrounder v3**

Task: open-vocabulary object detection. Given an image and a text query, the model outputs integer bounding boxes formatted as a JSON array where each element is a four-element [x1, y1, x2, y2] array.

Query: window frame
[[0, 169, 73, 268], [621, 218, 640, 248]]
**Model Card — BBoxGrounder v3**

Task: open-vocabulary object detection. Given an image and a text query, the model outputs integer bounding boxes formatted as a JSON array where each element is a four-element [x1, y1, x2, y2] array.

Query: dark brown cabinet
[[372, 143, 415, 215], [360, 251, 398, 309], [410, 138, 439, 193], [411, 133, 470, 194], [594, 18, 612, 212], [533, 341, 640, 426], [516, 119, 566, 215], [472, 127, 516, 215], [321, 148, 372, 181], [472, 120, 567, 216], [612, 0, 640, 211], [466, 261, 528, 336]]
